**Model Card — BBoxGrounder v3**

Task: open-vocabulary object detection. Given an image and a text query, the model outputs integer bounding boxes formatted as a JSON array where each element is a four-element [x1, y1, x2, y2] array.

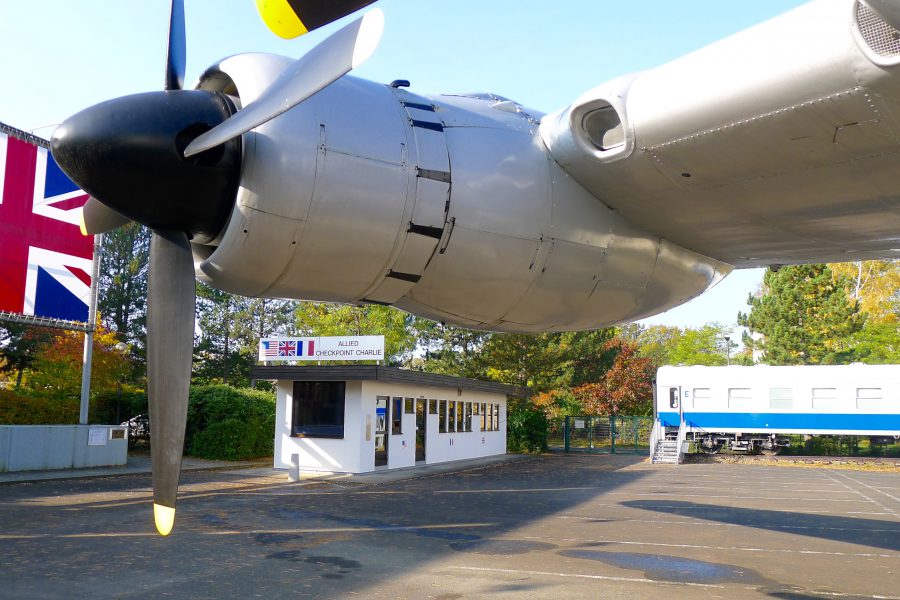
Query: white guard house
[[251, 365, 528, 473]]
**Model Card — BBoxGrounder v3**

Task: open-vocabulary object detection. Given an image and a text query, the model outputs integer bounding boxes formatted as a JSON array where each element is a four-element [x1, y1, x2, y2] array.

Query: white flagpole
[[79, 234, 102, 425]]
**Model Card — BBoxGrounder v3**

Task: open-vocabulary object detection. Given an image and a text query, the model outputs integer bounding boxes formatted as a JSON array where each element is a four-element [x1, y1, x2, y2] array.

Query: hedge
[[506, 397, 548, 453], [186, 385, 276, 460]]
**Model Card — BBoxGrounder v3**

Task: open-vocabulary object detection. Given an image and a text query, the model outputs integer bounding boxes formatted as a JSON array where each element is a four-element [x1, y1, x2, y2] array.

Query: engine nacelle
[[192, 53, 730, 332]]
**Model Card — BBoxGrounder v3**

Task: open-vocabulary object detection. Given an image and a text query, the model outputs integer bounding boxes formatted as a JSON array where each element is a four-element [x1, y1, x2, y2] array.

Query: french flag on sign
[[0, 130, 93, 323]]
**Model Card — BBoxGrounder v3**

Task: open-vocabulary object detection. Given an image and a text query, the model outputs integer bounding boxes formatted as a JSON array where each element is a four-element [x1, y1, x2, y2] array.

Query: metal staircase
[[652, 439, 679, 464], [650, 418, 687, 464]]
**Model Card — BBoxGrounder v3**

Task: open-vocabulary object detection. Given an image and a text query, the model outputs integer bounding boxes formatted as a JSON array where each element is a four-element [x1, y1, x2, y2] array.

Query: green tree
[[829, 260, 900, 324], [97, 223, 150, 372], [636, 323, 733, 367], [0, 323, 54, 388], [739, 264, 863, 365]]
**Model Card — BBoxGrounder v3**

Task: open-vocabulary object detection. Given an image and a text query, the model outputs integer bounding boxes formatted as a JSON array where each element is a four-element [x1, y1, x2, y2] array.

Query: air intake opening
[[582, 103, 625, 151], [856, 1, 900, 60]]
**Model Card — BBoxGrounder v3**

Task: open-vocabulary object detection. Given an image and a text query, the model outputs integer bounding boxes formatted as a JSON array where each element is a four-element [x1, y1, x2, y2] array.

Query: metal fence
[[547, 416, 652, 454]]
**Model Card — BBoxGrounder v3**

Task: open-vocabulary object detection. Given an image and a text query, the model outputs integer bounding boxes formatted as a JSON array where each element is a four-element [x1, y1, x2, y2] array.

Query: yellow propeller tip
[[78, 209, 89, 237], [153, 503, 176, 536]]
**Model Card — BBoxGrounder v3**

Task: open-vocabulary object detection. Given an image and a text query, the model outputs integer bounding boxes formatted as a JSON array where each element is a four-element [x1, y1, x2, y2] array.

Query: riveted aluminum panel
[[365, 275, 416, 304], [501, 238, 607, 327], [407, 225, 539, 324], [271, 151, 409, 301]]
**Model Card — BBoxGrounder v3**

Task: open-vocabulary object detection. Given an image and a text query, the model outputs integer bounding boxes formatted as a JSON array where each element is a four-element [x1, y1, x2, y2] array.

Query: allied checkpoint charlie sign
[[258, 335, 385, 362]]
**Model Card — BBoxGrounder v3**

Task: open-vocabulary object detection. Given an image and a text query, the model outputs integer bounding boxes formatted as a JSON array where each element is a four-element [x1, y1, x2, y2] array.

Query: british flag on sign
[[0, 126, 94, 323]]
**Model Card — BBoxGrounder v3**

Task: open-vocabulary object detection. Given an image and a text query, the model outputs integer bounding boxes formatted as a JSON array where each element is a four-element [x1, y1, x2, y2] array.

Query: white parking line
[[605, 491, 870, 502], [819, 471, 900, 519], [552, 514, 900, 534], [454, 565, 723, 588], [530, 536, 900, 559]]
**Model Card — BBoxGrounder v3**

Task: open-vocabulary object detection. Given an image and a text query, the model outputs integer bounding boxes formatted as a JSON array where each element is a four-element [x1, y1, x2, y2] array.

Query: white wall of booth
[[256, 366, 523, 474]]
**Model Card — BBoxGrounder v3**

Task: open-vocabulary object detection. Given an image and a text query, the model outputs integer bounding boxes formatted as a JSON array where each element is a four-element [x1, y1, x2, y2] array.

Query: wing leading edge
[[542, 0, 900, 269]]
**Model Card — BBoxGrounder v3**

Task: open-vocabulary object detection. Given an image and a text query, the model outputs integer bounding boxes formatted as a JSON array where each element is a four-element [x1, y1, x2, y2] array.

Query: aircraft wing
[[541, 0, 900, 268]]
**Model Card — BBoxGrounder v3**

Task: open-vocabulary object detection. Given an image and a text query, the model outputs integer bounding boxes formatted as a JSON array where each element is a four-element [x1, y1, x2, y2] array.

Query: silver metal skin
[[191, 0, 900, 331], [542, 0, 900, 268], [190, 56, 727, 332]]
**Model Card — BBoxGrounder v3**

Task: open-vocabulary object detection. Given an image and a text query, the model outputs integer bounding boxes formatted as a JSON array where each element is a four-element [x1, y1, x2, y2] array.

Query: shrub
[[186, 385, 275, 460], [506, 397, 548, 453], [0, 388, 78, 424], [90, 389, 148, 424], [190, 418, 262, 461]]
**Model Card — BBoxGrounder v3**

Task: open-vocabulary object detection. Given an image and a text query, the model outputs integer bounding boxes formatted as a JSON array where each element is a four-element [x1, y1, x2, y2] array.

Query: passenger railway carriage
[[655, 365, 900, 454]]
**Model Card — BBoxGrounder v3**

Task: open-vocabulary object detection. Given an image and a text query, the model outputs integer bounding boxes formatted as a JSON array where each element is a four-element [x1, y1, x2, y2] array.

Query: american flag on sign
[[278, 340, 298, 357], [0, 127, 93, 322], [260, 340, 279, 357]]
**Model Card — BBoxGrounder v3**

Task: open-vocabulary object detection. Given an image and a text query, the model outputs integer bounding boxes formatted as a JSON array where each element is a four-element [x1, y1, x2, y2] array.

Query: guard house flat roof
[[251, 365, 530, 398]]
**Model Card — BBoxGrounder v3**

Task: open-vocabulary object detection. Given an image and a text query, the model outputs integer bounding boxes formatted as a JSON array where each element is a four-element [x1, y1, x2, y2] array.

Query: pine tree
[[738, 264, 863, 364]]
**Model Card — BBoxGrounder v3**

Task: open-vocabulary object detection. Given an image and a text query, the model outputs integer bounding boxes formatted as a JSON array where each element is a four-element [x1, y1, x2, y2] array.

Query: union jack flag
[[278, 340, 297, 357], [0, 125, 93, 323]]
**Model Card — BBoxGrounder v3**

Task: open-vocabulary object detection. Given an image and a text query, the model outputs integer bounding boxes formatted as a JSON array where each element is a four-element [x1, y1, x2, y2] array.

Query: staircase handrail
[[675, 418, 688, 465], [649, 417, 663, 460]]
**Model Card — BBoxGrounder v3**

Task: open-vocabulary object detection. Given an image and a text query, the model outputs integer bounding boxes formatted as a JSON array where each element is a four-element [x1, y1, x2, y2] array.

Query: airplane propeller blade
[[147, 229, 195, 536], [183, 8, 383, 157], [255, 0, 376, 39], [165, 0, 186, 91], [79, 197, 132, 236]]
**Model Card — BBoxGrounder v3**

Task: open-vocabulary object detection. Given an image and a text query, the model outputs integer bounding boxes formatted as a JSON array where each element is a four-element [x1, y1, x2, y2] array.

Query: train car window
[[769, 387, 793, 410], [812, 387, 839, 410], [668, 388, 679, 409], [727, 388, 754, 410], [692, 388, 713, 409], [856, 388, 883, 410]]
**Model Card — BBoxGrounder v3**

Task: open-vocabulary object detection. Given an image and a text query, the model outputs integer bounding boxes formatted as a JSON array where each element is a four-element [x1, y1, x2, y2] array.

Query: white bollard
[[288, 453, 300, 482]]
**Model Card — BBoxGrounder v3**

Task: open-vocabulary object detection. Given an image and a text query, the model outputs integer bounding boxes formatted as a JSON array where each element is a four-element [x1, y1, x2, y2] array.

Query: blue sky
[[0, 0, 809, 328]]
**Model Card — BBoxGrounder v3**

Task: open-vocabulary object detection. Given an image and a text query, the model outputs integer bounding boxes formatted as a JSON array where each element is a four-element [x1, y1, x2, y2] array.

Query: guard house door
[[415, 399, 426, 463], [375, 396, 388, 467]]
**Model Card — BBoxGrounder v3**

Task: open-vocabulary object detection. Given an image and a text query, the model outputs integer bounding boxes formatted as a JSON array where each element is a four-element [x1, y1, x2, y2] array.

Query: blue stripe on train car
[[656, 411, 900, 431]]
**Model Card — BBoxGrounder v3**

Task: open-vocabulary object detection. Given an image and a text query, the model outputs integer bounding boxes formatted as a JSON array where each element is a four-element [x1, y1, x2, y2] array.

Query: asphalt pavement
[[1, 453, 899, 599]]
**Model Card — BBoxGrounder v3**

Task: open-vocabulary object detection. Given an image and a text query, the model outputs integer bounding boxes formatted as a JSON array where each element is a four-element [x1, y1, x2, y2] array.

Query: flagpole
[[79, 234, 103, 425]]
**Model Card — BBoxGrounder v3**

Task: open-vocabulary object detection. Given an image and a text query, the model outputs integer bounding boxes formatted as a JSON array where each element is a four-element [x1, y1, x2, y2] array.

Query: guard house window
[[465, 402, 473, 432], [456, 401, 464, 432], [392, 397, 403, 435], [439, 400, 448, 433], [493, 404, 499, 431], [429, 399, 438, 414], [405, 398, 414, 414], [481, 403, 487, 431], [292, 381, 345, 438], [448, 401, 457, 432]]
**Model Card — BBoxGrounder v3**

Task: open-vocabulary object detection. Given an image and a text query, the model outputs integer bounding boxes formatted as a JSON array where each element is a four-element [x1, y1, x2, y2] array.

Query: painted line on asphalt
[[533, 536, 900, 559], [818, 471, 900, 519], [553, 514, 900, 534], [0, 522, 497, 541], [604, 491, 870, 502], [453, 565, 723, 589]]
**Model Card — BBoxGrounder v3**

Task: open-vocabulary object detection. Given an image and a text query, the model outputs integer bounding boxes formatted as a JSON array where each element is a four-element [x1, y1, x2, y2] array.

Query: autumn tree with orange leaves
[[572, 339, 654, 416]]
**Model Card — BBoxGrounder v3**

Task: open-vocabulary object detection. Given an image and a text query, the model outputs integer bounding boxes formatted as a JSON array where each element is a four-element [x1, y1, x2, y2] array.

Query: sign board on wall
[[258, 335, 385, 362], [0, 124, 94, 324]]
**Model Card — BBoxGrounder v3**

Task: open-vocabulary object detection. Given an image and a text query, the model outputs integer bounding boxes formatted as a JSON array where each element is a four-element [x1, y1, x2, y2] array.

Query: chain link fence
[[547, 416, 652, 454]]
